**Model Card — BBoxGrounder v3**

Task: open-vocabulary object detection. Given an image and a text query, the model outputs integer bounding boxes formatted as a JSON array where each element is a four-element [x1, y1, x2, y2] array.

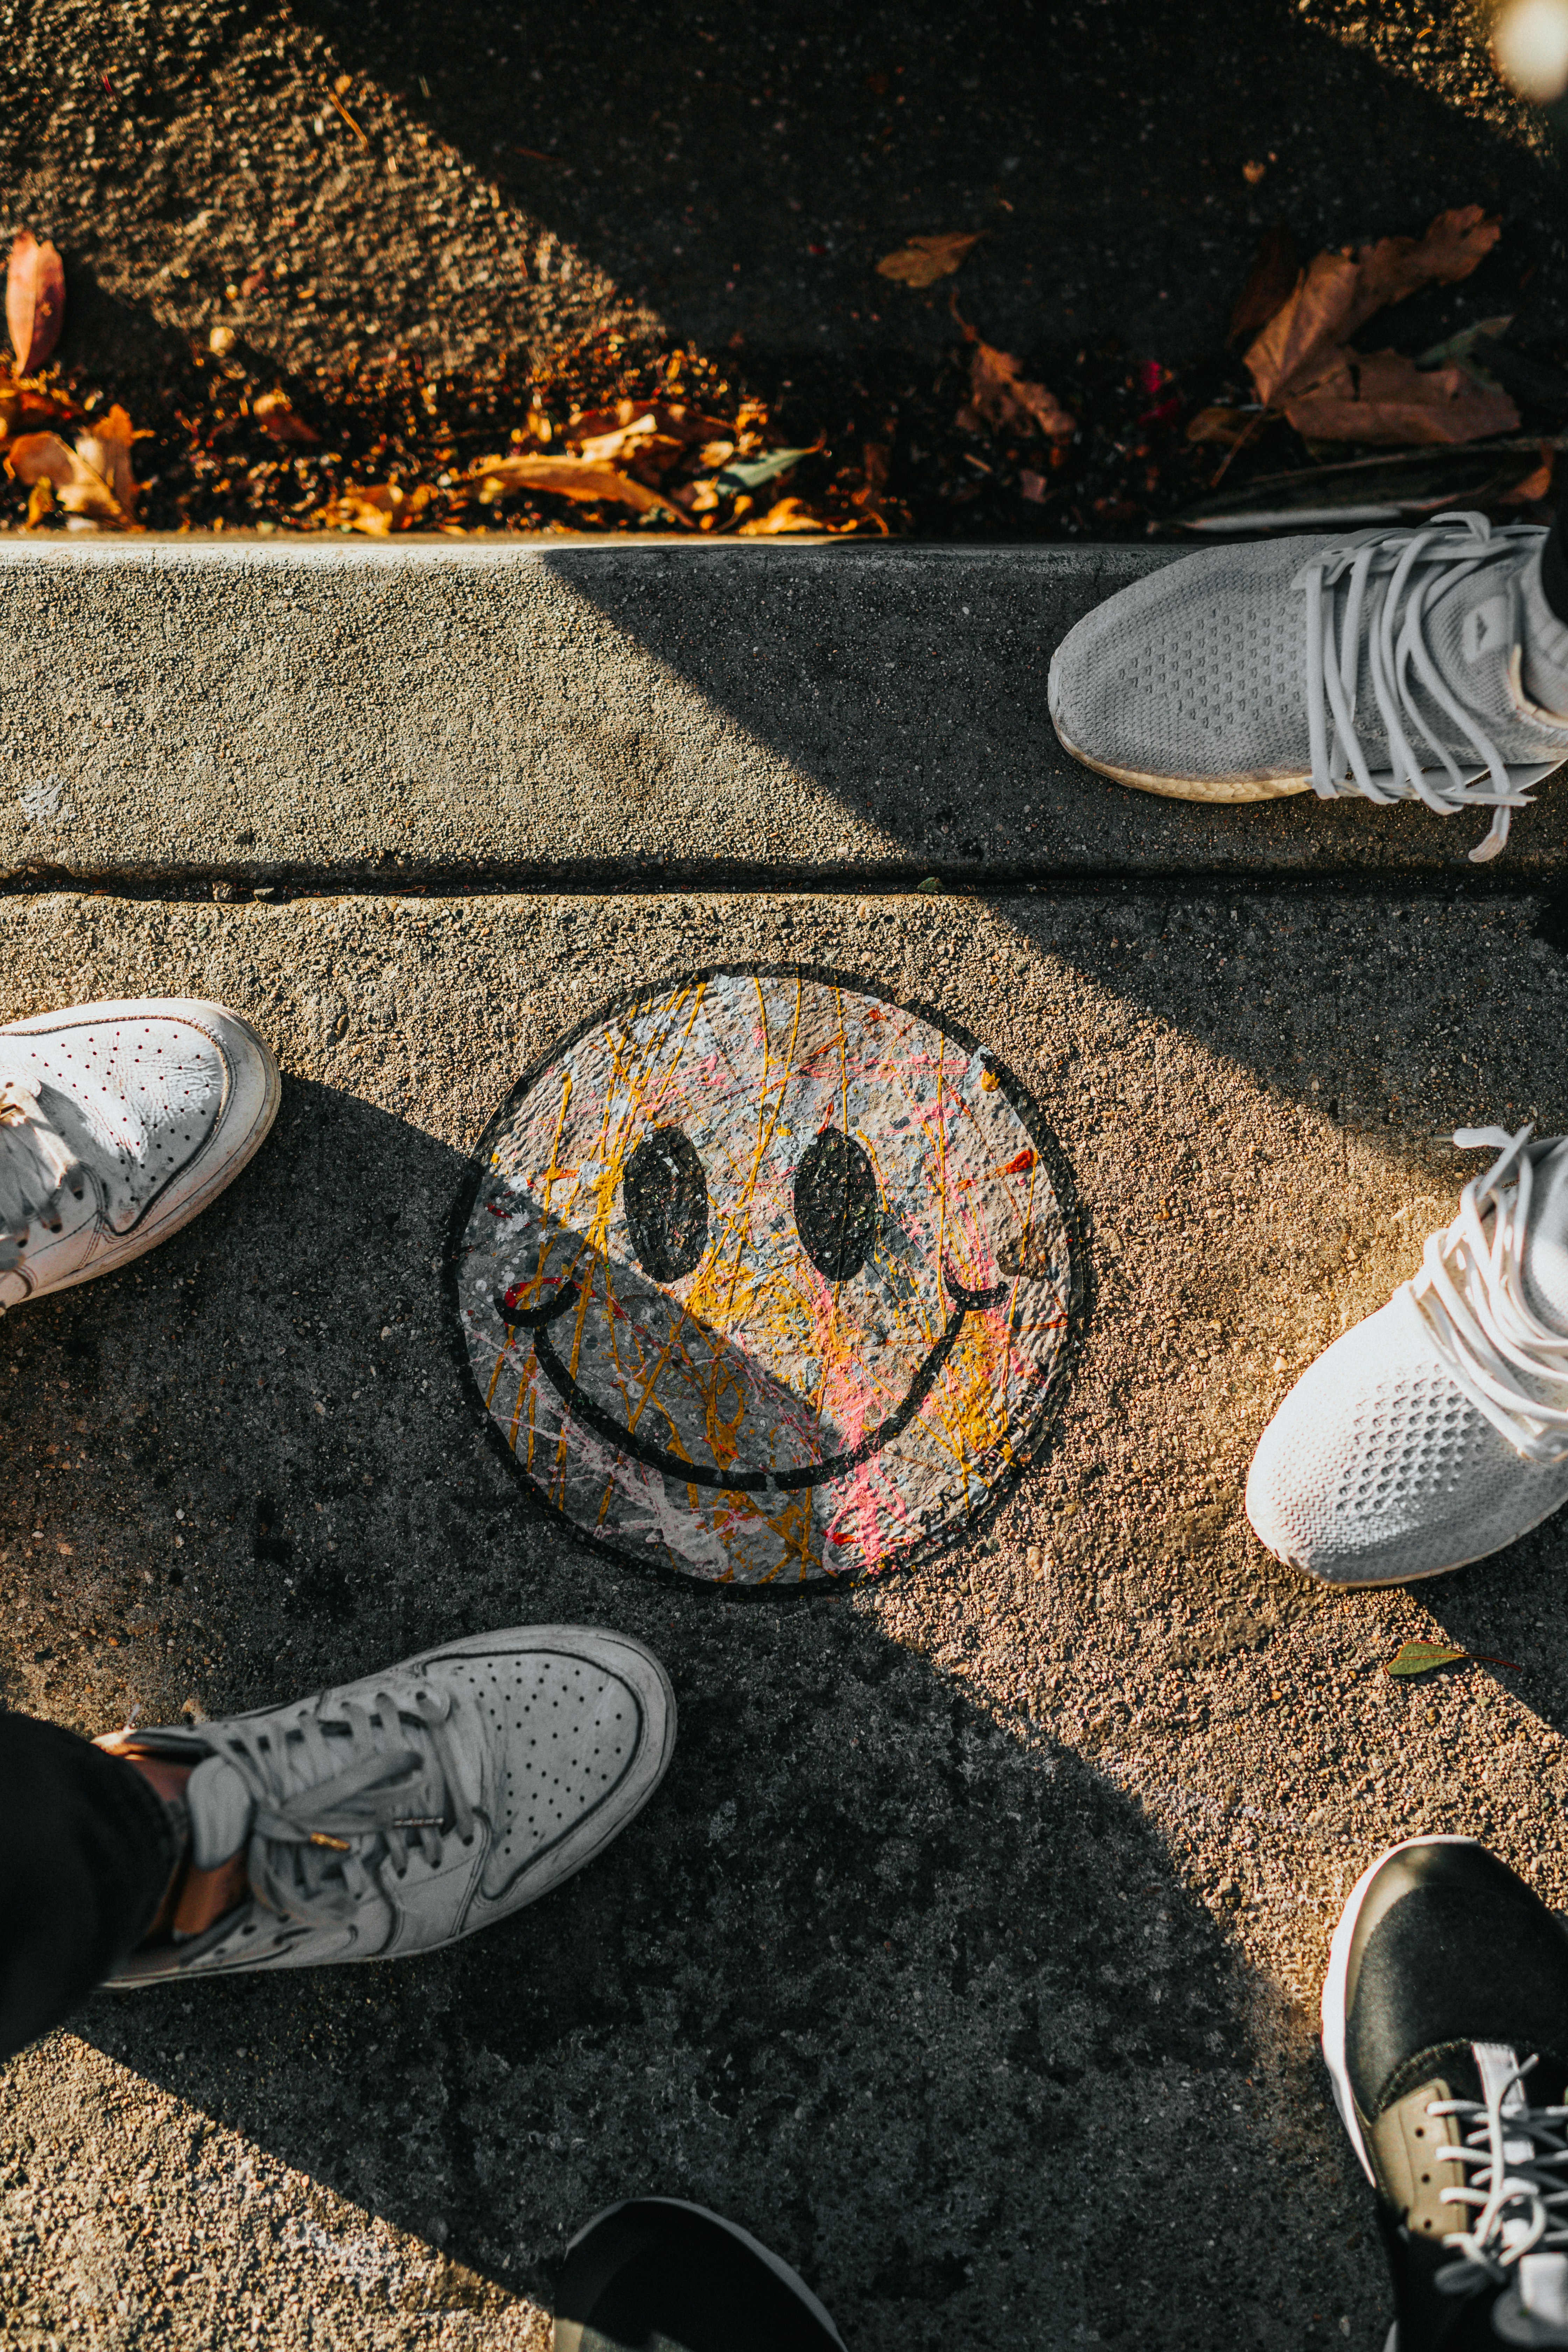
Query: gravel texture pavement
[[13, 539, 1568, 889], [4, 884, 1568, 2348]]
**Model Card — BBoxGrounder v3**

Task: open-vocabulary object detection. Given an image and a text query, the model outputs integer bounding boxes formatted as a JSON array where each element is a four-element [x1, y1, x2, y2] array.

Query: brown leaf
[[253, 390, 320, 447], [6, 404, 139, 528], [7, 232, 65, 373], [1228, 227, 1300, 346], [876, 231, 981, 288], [1018, 469, 1052, 503], [1502, 446, 1556, 504], [314, 482, 435, 536], [1282, 350, 1519, 446], [25, 476, 54, 527], [736, 496, 832, 535], [959, 340, 1074, 441], [1186, 406, 1254, 446], [468, 452, 692, 523], [1246, 206, 1503, 408]]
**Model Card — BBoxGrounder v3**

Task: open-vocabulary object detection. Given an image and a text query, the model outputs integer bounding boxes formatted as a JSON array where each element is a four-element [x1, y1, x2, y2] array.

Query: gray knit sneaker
[[0, 996, 280, 1313], [1048, 514, 1568, 862], [1247, 1129, 1568, 1586], [99, 1626, 676, 1983]]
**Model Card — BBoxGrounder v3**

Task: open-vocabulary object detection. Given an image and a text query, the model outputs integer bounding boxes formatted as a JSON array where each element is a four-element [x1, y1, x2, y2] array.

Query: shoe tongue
[[1521, 1143, 1568, 1334], [187, 1755, 255, 1869]]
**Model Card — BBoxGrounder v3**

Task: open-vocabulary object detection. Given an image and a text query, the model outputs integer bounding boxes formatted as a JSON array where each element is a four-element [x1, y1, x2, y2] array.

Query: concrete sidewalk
[[8, 538, 1568, 889], [5, 879, 1568, 2349]]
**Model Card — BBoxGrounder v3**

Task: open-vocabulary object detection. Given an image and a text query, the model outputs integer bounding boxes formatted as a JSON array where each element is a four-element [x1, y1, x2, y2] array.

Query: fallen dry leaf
[[1246, 205, 1503, 409], [6, 404, 139, 528], [735, 496, 833, 535], [1018, 469, 1052, 503], [876, 231, 981, 289], [1282, 350, 1518, 446], [1385, 1637, 1521, 1676], [468, 452, 691, 523], [957, 339, 1074, 441], [1384, 1639, 1468, 1677], [314, 482, 435, 535], [253, 390, 320, 447], [1186, 405, 1255, 446], [7, 232, 65, 374], [1229, 227, 1300, 346], [1502, 445, 1556, 503]]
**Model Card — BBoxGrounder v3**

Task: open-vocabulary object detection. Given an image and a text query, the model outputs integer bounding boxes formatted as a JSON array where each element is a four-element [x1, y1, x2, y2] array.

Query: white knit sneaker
[[1247, 1129, 1568, 1586], [99, 1626, 676, 1984], [1048, 513, 1568, 862], [0, 996, 279, 1314]]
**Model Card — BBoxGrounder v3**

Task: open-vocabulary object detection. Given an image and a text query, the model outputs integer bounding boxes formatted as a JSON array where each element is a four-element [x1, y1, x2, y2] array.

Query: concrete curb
[[4, 538, 1565, 886]]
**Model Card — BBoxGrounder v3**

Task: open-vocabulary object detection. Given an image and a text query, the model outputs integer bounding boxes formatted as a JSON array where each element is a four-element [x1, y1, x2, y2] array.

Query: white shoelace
[[1294, 512, 1556, 864], [1430, 2057, 1568, 2298], [217, 1678, 477, 1925], [0, 1075, 86, 1240], [1410, 1126, 1568, 1465]]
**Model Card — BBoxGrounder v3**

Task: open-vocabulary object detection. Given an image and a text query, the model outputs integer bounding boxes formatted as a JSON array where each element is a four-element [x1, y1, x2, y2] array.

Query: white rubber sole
[[558, 2197, 846, 2352], [1320, 1835, 1484, 2184], [1046, 652, 1315, 805]]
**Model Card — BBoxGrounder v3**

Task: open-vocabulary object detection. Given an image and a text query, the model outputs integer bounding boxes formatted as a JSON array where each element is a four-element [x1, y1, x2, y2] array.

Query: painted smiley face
[[448, 967, 1076, 1585]]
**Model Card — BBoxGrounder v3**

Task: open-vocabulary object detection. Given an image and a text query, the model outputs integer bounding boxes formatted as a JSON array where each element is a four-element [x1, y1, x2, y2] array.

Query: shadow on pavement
[[3, 1071, 1382, 2346]]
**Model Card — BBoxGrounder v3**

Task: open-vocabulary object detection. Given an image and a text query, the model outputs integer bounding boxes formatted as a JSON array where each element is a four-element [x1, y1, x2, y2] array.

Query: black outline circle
[[443, 962, 1085, 1596]]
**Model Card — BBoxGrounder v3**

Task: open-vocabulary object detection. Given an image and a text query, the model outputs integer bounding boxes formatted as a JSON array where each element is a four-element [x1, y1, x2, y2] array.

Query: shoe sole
[[1320, 1834, 1484, 2185], [1046, 653, 1315, 805], [0, 997, 281, 1304], [556, 2197, 846, 2352]]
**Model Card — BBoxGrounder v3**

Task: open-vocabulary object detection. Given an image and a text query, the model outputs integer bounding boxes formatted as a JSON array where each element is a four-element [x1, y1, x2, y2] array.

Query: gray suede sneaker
[[99, 1626, 676, 1983], [0, 996, 280, 1313], [1048, 513, 1568, 862]]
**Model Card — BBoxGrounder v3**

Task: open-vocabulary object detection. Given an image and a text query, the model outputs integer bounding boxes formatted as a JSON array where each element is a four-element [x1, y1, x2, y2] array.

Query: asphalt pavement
[[6, 870, 1568, 2348]]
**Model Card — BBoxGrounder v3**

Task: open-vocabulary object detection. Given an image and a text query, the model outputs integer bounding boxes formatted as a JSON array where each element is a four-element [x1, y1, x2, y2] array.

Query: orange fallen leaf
[[1246, 205, 1503, 408], [6, 404, 139, 528], [253, 390, 320, 447], [468, 452, 691, 522], [1281, 350, 1519, 446], [1018, 469, 1051, 503], [7, 232, 65, 374], [1502, 445, 1556, 503], [957, 338, 1074, 441], [736, 496, 833, 535], [314, 482, 435, 535], [876, 231, 981, 288]]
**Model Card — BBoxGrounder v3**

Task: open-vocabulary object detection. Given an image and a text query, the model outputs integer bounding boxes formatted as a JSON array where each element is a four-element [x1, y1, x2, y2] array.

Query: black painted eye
[[793, 1128, 878, 1284], [623, 1126, 709, 1282]]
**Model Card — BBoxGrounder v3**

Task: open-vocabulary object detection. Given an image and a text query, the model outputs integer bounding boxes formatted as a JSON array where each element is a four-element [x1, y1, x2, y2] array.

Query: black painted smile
[[493, 1262, 1008, 1492]]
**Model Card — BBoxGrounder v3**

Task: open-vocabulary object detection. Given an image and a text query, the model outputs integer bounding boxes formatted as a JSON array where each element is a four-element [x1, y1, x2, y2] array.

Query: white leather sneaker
[[1248, 1127, 1568, 1585], [0, 996, 279, 1314], [99, 1626, 677, 1983]]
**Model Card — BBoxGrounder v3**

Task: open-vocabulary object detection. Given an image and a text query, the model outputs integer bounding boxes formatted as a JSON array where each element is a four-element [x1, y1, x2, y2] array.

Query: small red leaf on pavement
[[7, 232, 65, 373]]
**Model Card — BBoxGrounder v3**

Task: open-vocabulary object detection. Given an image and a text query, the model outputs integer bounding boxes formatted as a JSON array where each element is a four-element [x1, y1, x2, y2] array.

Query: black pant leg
[[1540, 497, 1568, 624], [0, 1713, 177, 2063]]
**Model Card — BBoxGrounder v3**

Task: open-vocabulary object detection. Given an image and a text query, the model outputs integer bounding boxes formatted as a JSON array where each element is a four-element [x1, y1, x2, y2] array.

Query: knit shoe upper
[[1247, 1130, 1568, 1585], [100, 1626, 676, 1984], [1322, 1839, 1568, 2349], [0, 996, 279, 1312], [1048, 514, 1568, 860]]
